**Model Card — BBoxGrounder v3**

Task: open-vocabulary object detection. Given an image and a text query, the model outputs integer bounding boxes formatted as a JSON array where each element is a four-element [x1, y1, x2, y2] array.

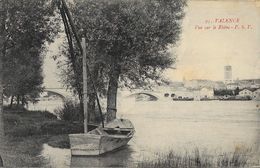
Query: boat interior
[[89, 127, 133, 136]]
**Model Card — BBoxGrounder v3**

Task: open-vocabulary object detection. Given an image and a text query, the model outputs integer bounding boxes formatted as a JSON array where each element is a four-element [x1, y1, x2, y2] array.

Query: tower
[[224, 65, 232, 84]]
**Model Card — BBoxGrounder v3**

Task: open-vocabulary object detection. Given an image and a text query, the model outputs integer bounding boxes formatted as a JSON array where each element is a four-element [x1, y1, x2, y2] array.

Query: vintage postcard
[[0, 0, 259, 167]]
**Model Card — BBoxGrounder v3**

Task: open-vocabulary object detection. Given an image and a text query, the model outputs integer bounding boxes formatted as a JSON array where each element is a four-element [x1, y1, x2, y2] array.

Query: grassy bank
[[0, 107, 81, 167], [137, 148, 256, 168]]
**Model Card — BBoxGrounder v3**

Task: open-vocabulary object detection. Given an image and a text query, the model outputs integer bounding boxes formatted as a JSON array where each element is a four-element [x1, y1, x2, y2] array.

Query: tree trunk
[[88, 91, 96, 123], [87, 63, 100, 124], [0, 0, 6, 141], [0, 67, 3, 138], [17, 95, 20, 106], [0, 2, 6, 165], [79, 93, 84, 123], [21, 95, 25, 107], [0, 58, 3, 138], [106, 67, 120, 122], [0, 155, 3, 167]]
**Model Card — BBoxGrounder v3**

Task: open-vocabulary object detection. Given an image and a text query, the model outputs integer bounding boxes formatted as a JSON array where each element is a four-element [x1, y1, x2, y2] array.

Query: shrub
[[54, 99, 80, 122], [47, 135, 70, 149], [40, 120, 83, 135], [7, 124, 41, 137], [40, 110, 57, 120]]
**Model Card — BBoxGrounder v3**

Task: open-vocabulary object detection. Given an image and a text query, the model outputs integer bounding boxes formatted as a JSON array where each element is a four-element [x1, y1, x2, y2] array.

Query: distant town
[[4, 65, 259, 104], [155, 65, 260, 101]]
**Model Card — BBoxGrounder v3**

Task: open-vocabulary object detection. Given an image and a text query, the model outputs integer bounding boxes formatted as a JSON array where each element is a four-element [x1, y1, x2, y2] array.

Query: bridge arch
[[43, 88, 76, 102], [126, 92, 159, 101], [44, 90, 66, 101]]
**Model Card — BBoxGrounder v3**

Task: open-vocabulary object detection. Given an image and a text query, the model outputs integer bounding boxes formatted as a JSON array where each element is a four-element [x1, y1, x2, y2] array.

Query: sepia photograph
[[0, 0, 260, 167]]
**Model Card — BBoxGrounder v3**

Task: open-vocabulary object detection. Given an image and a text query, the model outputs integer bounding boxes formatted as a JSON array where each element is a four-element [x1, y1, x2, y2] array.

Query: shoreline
[[0, 107, 259, 167], [0, 107, 79, 167]]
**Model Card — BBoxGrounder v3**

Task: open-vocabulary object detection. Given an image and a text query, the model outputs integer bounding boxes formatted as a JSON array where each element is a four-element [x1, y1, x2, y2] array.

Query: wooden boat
[[69, 119, 134, 156]]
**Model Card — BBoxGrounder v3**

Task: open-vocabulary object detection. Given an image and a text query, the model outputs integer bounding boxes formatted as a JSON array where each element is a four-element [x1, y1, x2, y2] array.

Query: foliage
[[2, 0, 60, 105], [54, 99, 81, 122], [4, 107, 82, 137], [1, 136, 47, 167], [60, 0, 186, 89], [56, 0, 186, 121], [214, 89, 235, 96], [47, 134, 70, 148], [1, 108, 82, 167], [234, 87, 240, 95], [4, 109, 56, 137], [53, 99, 104, 123]]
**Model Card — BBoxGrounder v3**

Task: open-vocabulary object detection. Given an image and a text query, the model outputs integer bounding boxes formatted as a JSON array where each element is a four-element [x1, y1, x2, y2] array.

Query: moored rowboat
[[69, 119, 135, 156]]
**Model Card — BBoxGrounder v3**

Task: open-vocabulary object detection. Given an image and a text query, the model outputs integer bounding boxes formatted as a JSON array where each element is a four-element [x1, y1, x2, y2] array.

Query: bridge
[[44, 88, 76, 101], [44, 88, 170, 102], [122, 90, 166, 101]]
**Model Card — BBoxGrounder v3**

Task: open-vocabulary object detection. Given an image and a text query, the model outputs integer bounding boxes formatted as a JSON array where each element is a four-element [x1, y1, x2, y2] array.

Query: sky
[[43, 0, 260, 88], [164, 0, 260, 81], [43, 34, 65, 88]]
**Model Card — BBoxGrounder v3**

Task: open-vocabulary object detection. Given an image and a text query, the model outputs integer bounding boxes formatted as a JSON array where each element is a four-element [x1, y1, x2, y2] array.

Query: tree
[[3, 42, 45, 107], [2, 0, 60, 107], [58, 0, 186, 122], [214, 89, 235, 96], [234, 87, 240, 95], [0, 0, 6, 139], [55, 41, 105, 123]]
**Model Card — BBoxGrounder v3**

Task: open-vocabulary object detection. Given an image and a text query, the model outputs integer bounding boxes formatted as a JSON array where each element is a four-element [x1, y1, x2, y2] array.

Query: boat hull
[[69, 133, 133, 156], [99, 135, 132, 155], [69, 119, 134, 156], [69, 134, 101, 155]]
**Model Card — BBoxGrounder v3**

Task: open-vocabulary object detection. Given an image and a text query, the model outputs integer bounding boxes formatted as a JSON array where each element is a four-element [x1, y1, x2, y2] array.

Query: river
[[40, 99, 260, 167]]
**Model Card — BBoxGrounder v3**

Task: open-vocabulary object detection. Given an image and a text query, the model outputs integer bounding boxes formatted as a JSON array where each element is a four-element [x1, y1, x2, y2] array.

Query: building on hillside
[[237, 81, 250, 89], [200, 87, 214, 98], [239, 88, 254, 98], [190, 87, 214, 100], [251, 83, 260, 89], [213, 81, 226, 90], [226, 83, 239, 90], [253, 88, 260, 99], [169, 81, 184, 88], [171, 88, 194, 99], [193, 90, 200, 101], [237, 79, 260, 89], [184, 79, 216, 89], [184, 80, 199, 89]]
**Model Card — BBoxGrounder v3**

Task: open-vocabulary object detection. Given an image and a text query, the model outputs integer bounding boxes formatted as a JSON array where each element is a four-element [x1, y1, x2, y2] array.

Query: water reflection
[[71, 145, 135, 167], [41, 144, 70, 168], [254, 102, 260, 154], [41, 100, 260, 167]]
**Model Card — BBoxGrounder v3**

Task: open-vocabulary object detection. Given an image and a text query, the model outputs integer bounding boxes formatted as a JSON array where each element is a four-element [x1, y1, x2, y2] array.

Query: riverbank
[[137, 148, 255, 168], [0, 101, 259, 167], [0, 107, 80, 167]]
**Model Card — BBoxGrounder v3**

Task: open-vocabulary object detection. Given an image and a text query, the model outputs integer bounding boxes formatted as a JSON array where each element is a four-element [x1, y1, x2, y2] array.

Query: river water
[[41, 98, 260, 167]]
